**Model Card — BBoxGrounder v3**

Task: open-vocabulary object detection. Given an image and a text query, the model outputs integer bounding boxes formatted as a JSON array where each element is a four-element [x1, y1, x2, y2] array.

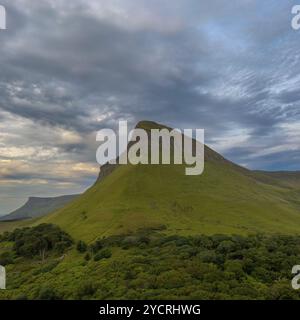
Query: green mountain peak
[[34, 121, 300, 241]]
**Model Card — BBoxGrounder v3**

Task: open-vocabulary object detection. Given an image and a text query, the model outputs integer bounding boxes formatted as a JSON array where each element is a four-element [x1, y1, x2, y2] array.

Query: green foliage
[[33, 261, 59, 275], [94, 249, 112, 262], [76, 281, 97, 300], [37, 287, 62, 300], [90, 239, 103, 254], [1, 230, 300, 300], [84, 253, 91, 261], [54, 241, 72, 254], [0, 251, 14, 266], [1, 224, 73, 259], [76, 240, 87, 253]]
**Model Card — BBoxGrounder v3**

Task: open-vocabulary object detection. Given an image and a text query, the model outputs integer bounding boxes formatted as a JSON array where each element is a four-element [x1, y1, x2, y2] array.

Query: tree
[[94, 249, 112, 261], [77, 240, 87, 253]]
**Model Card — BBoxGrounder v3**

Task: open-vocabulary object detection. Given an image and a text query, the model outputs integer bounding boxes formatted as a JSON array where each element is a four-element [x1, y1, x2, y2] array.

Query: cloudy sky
[[0, 0, 300, 214]]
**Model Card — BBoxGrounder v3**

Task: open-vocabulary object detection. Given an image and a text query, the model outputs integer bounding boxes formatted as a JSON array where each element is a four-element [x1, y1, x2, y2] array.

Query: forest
[[1, 224, 300, 300]]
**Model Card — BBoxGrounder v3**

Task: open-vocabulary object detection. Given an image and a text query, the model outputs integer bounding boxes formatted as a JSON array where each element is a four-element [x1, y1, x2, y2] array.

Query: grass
[[30, 158, 300, 242], [2, 121, 300, 242], [0, 219, 34, 235]]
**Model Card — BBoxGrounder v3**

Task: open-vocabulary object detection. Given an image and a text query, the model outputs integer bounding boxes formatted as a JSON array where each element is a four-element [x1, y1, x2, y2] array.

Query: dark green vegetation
[[0, 225, 299, 300], [0, 195, 79, 222], [0, 224, 73, 262]]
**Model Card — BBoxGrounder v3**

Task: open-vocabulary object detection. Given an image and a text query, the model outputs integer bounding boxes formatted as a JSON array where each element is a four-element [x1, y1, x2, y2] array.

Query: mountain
[[0, 195, 79, 222], [2, 121, 300, 300], [35, 121, 300, 242]]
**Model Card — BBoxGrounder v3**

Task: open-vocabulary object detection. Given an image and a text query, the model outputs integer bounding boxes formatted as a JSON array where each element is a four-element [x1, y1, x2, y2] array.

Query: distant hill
[[252, 170, 300, 189], [0, 195, 79, 221], [36, 121, 300, 241]]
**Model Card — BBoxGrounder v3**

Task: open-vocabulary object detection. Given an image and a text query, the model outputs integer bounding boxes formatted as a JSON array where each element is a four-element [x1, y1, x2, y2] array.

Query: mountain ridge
[[0, 194, 79, 222]]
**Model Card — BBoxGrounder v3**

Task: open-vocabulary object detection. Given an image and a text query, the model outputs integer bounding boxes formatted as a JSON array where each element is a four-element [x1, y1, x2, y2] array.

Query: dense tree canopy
[[1, 226, 300, 300], [0, 224, 73, 260]]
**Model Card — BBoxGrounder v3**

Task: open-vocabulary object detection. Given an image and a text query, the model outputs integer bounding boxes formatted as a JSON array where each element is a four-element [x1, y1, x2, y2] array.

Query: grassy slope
[[2, 121, 300, 242], [38, 158, 300, 242], [0, 219, 35, 234]]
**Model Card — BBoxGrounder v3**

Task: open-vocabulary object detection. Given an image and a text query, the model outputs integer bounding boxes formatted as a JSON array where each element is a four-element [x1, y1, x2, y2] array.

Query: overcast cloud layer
[[0, 0, 300, 214]]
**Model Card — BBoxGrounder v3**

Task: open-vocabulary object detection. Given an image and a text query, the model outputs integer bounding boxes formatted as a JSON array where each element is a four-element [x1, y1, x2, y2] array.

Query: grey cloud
[[0, 0, 300, 213]]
